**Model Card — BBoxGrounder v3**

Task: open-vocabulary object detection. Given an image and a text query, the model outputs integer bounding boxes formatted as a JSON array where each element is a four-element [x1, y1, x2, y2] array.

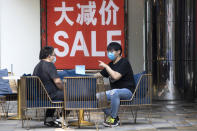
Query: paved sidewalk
[[1, 101, 197, 131]]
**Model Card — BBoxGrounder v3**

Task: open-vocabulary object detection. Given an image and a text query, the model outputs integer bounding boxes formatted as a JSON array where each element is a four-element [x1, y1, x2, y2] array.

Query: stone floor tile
[[138, 129, 157, 131], [177, 130, 197, 131], [176, 126, 197, 130], [157, 130, 178, 131], [172, 121, 192, 127], [152, 122, 174, 128], [151, 118, 168, 123], [156, 127, 177, 130], [2, 101, 197, 131]]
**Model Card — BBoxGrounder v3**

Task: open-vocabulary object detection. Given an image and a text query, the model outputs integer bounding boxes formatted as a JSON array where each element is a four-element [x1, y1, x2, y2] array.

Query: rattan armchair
[[120, 74, 152, 124], [20, 76, 64, 128], [63, 76, 108, 128]]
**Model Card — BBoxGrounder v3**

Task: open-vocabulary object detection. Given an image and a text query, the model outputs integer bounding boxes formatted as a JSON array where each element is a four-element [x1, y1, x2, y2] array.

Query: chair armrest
[[130, 74, 152, 101]]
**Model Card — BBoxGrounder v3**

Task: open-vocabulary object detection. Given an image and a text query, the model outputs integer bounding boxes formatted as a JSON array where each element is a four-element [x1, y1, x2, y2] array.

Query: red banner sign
[[43, 0, 125, 69]]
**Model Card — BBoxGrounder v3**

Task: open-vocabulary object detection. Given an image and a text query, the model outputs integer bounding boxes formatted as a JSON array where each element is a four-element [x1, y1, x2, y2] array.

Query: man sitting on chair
[[94, 42, 135, 127], [33, 46, 64, 127]]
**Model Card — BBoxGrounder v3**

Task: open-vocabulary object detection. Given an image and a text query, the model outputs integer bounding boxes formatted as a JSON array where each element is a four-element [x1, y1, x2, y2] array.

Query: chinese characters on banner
[[44, 0, 125, 69]]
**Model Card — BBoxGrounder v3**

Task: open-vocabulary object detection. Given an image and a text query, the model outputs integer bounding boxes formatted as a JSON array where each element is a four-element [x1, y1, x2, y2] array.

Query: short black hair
[[107, 42, 122, 55], [39, 46, 54, 60]]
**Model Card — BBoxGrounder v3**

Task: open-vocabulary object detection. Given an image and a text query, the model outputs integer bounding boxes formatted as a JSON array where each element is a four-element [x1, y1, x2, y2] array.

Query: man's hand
[[53, 78, 64, 90], [98, 60, 122, 80], [98, 60, 108, 68]]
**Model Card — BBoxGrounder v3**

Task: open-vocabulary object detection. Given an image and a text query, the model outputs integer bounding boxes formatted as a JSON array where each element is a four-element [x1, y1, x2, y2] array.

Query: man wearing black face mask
[[94, 42, 135, 127], [33, 46, 64, 127]]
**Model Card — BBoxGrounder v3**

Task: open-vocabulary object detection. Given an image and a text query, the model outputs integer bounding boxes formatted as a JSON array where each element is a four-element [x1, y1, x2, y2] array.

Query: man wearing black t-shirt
[[94, 42, 135, 127], [33, 46, 64, 127]]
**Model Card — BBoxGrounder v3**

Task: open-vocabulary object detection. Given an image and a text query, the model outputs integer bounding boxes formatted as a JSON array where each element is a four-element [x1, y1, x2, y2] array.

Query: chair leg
[[26, 116, 30, 130], [104, 113, 106, 122], [22, 109, 29, 129], [62, 109, 65, 129], [0, 104, 1, 120], [5, 101, 10, 118], [35, 109, 38, 118], [21, 109, 25, 128], [65, 110, 69, 128], [132, 107, 138, 124], [25, 109, 30, 130], [134, 109, 138, 123], [77, 113, 80, 128], [0, 103, 4, 119], [119, 108, 126, 126], [77, 110, 81, 128], [95, 114, 99, 131], [131, 108, 134, 120], [96, 124, 99, 131], [148, 106, 152, 124], [144, 106, 152, 123], [23, 109, 31, 130], [87, 111, 91, 122], [1, 102, 6, 119], [37, 109, 41, 121]]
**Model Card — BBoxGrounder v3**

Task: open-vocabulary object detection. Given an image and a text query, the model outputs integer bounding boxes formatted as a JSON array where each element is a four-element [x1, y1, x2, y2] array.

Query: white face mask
[[52, 56, 56, 63]]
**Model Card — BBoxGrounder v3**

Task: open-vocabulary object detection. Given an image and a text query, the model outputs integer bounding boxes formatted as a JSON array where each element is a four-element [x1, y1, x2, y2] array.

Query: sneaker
[[116, 116, 120, 123], [44, 121, 60, 127], [105, 116, 112, 122], [105, 116, 120, 123], [103, 117, 119, 127], [56, 117, 67, 127]]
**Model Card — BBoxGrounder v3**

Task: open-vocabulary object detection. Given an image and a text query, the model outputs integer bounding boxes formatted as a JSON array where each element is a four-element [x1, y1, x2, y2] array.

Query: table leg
[[8, 80, 21, 120], [70, 110, 94, 126]]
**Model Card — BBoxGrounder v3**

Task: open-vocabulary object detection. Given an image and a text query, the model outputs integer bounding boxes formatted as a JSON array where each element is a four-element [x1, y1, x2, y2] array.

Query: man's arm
[[53, 78, 64, 90], [94, 72, 103, 78], [98, 61, 122, 80]]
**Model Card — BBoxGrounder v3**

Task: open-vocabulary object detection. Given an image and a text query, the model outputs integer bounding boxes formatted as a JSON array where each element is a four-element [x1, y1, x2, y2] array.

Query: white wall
[[0, 0, 2, 67], [0, 0, 40, 76]]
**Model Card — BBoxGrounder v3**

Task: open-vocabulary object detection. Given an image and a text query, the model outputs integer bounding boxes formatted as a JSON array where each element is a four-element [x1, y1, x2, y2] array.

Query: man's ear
[[117, 50, 121, 55]]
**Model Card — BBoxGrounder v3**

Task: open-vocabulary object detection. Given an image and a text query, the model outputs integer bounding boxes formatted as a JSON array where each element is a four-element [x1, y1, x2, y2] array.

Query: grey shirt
[[33, 60, 59, 98]]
